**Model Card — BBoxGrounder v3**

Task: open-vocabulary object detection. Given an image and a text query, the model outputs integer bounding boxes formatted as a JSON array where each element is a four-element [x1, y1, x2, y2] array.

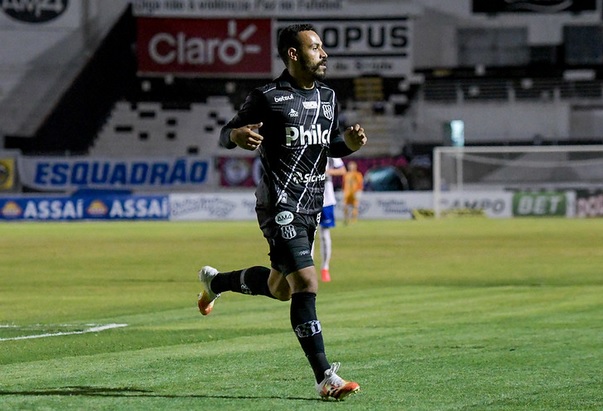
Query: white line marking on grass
[[0, 323, 128, 342]]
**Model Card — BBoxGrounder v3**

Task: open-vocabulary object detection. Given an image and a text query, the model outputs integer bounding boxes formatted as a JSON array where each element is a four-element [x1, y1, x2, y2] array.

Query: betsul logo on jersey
[[138, 18, 272, 75], [285, 124, 329, 147], [2, 0, 69, 23]]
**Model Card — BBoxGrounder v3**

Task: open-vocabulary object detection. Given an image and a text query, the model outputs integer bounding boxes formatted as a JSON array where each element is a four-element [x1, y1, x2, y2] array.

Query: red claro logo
[[2, 0, 69, 23], [148, 20, 262, 66]]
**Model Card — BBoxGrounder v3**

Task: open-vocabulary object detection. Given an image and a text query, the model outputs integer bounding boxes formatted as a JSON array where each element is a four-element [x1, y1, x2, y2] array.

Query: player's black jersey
[[220, 70, 353, 215]]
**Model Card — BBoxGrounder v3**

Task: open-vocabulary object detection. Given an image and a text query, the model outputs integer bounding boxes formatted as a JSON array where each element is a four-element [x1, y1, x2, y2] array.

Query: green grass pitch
[[1, 218, 602, 410]]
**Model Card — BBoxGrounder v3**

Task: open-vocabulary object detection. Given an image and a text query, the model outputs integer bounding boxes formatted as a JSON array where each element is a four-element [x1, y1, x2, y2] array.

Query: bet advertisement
[[512, 191, 575, 217]]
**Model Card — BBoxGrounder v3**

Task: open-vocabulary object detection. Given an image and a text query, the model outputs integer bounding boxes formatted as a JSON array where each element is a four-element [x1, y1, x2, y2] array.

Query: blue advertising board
[[18, 156, 211, 192], [0, 194, 169, 221]]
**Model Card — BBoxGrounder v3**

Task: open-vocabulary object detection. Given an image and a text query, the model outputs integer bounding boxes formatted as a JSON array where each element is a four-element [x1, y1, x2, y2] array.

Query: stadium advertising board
[[337, 191, 431, 220], [170, 192, 257, 220], [217, 155, 409, 188], [0, 194, 169, 221], [0, 0, 80, 28], [274, 18, 411, 78], [133, 0, 418, 18], [512, 191, 574, 217], [17, 156, 212, 192], [134, 0, 414, 78], [137, 18, 272, 76], [170, 191, 432, 221], [438, 191, 513, 218], [472, 0, 597, 14], [576, 190, 603, 218]]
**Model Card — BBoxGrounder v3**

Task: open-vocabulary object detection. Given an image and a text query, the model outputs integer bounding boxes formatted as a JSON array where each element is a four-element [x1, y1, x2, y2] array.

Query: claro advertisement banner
[[137, 18, 272, 76], [18, 156, 212, 192]]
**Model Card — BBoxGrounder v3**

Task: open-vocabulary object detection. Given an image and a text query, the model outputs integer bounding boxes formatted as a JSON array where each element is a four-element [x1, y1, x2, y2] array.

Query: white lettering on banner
[[517, 195, 563, 215], [318, 21, 409, 56], [109, 198, 168, 218], [377, 199, 411, 215], [148, 22, 262, 66], [137, 18, 272, 75], [19, 157, 210, 190], [23, 199, 84, 220], [170, 196, 236, 218]]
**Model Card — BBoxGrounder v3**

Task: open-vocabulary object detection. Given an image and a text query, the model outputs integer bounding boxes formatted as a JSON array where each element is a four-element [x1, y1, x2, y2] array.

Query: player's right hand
[[230, 122, 264, 151]]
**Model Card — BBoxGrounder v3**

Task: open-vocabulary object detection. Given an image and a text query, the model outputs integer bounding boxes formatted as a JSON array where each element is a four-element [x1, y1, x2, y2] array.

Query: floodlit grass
[[1, 218, 602, 410]]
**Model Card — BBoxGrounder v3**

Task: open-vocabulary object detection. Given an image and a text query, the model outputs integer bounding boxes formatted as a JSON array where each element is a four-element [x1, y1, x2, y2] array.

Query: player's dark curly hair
[[277, 23, 316, 65]]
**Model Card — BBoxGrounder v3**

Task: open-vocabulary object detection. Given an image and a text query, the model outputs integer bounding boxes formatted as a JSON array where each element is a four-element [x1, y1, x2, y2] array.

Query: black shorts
[[256, 207, 319, 276]]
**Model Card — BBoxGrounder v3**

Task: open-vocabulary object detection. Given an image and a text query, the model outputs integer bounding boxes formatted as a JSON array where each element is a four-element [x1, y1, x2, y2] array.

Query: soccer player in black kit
[[197, 23, 367, 400]]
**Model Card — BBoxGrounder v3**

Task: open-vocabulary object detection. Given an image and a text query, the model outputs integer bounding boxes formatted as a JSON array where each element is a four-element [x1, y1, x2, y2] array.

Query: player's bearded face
[[299, 51, 327, 81]]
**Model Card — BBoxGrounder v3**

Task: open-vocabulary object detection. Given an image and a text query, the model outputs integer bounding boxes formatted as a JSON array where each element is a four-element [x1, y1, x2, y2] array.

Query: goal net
[[432, 145, 603, 217]]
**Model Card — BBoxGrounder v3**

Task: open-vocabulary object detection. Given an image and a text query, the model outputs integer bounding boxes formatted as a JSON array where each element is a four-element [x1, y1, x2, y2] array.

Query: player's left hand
[[343, 124, 367, 152]]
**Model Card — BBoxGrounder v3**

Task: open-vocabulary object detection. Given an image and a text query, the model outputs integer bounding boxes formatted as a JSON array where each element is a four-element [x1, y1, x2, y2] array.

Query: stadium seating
[[90, 95, 408, 158], [90, 97, 236, 157]]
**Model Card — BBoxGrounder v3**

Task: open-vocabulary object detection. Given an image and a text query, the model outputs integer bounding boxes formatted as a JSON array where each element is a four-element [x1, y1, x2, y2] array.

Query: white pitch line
[[0, 323, 128, 341]]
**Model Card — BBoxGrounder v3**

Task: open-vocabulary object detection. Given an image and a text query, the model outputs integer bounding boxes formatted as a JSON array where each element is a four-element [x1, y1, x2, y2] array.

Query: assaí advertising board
[[0, 194, 169, 221]]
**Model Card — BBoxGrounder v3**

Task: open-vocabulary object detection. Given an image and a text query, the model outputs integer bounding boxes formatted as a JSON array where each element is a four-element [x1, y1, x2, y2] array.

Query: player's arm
[[220, 90, 265, 151], [328, 101, 367, 157]]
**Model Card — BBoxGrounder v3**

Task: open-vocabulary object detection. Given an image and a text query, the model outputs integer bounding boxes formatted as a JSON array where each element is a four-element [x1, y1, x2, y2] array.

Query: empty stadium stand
[[90, 97, 236, 158], [90, 94, 410, 158]]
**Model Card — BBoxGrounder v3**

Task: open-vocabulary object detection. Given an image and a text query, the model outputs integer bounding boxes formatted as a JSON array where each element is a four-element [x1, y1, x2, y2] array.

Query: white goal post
[[433, 145, 603, 217]]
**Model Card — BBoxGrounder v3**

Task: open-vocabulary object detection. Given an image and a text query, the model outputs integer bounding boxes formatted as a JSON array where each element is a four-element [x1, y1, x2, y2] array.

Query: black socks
[[210, 266, 275, 298], [290, 292, 330, 383], [209, 270, 329, 383]]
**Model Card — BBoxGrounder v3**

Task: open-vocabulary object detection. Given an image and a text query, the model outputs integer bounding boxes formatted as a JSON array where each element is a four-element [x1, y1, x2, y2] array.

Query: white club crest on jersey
[[281, 225, 297, 240], [322, 103, 333, 120]]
